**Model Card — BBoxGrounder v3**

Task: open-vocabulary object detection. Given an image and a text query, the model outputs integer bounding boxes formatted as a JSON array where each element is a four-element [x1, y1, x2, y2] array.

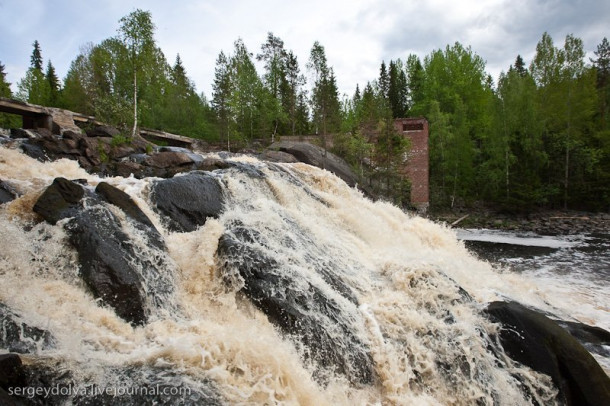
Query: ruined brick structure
[[394, 118, 429, 212]]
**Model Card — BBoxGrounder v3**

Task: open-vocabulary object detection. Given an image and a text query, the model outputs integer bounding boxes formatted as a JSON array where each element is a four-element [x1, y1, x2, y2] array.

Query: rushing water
[[0, 144, 607, 405], [459, 229, 610, 373]]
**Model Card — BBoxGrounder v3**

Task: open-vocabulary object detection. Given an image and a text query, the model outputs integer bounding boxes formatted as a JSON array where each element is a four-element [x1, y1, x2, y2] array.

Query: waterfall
[[0, 144, 607, 405]]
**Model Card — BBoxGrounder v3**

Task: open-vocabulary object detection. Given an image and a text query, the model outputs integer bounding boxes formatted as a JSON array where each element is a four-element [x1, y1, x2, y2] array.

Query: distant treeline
[[1, 9, 608, 211]]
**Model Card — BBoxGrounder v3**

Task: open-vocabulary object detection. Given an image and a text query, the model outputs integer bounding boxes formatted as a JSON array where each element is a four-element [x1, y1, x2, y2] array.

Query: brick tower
[[394, 118, 429, 212]]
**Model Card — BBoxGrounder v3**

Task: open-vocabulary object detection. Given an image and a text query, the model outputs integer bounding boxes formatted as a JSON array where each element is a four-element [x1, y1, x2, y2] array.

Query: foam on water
[[2, 145, 605, 404]]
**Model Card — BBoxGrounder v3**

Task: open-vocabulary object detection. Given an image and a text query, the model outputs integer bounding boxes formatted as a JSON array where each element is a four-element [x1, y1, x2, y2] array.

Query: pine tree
[[45, 61, 60, 106], [30, 40, 43, 71], [212, 51, 232, 149], [388, 60, 408, 118], [308, 41, 340, 153], [406, 54, 424, 114], [283, 50, 306, 136], [378, 61, 389, 100], [17, 41, 51, 105], [514, 55, 527, 77]]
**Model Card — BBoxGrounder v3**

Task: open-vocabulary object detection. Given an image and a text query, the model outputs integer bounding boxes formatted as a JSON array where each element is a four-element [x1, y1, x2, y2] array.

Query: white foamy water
[[2, 144, 606, 404]]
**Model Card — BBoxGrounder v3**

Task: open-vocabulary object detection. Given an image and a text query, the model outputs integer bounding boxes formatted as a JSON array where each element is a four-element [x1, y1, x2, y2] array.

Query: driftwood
[[450, 214, 470, 227], [549, 216, 590, 220]]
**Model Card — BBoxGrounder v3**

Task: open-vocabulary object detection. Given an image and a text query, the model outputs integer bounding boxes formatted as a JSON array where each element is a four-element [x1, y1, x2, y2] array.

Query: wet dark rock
[[9, 129, 39, 140], [32, 177, 84, 224], [557, 320, 610, 358], [66, 207, 148, 325], [0, 354, 27, 389], [19, 142, 50, 162], [485, 301, 610, 406], [32, 178, 175, 326], [268, 141, 358, 187], [0, 180, 17, 204], [113, 160, 147, 178], [0, 303, 54, 354], [62, 130, 83, 141], [150, 171, 224, 232], [95, 182, 155, 230], [95, 181, 164, 249], [0, 354, 29, 406], [216, 224, 375, 385], [0, 387, 29, 405]]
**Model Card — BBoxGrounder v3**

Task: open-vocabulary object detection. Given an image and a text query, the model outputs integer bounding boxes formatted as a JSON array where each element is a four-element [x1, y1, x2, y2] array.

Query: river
[[459, 228, 610, 373]]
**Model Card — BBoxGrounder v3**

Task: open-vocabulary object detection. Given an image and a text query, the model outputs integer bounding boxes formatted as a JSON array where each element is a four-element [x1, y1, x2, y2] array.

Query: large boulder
[[143, 151, 195, 169], [485, 301, 610, 406], [33, 178, 174, 326], [216, 222, 375, 385], [258, 149, 300, 163], [268, 141, 359, 187], [32, 177, 84, 224], [65, 208, 148, 325], [95, 182, 158, 232], [150, 171, 224, 232]]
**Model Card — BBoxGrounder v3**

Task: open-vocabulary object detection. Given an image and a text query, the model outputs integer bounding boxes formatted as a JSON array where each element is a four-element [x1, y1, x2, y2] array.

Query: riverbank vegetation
[[1, 9, 608, 211]]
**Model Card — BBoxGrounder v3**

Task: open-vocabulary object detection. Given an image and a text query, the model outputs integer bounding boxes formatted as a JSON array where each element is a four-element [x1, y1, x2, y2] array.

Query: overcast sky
[[1, 0, 608, 99]]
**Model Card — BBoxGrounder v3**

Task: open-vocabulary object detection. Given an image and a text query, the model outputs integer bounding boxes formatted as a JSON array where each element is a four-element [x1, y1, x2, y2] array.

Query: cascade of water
[[0, 145, 606, 405]]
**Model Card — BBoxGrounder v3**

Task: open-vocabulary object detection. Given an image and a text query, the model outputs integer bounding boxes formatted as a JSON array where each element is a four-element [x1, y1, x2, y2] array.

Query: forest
[[1, 9, 609, 212]]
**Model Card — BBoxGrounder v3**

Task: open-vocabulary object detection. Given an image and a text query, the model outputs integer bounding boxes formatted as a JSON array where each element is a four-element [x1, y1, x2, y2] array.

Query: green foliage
[[97, 140, 109, 163], [9, 12, 609, 211], [45, 61, 61, 106], [17, 41, 52, 105], [17, 67, 51, 105], [30, 40, 43, 71], [308, 41, 341, 149], [414, 42, 491, 207], [110, 134, 131, 147], [0, 62, 21, 128]]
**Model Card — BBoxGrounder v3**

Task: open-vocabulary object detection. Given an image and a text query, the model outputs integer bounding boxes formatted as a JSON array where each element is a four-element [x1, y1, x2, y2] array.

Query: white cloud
[[1, 0, 607, 98]]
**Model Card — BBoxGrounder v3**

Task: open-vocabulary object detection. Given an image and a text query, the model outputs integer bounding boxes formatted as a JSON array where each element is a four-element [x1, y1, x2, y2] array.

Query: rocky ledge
[[433, 209, 610, 235]]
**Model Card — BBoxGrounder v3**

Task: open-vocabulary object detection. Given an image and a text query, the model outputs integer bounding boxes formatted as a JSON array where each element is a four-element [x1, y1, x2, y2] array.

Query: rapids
[[0, 144, 606, 405]]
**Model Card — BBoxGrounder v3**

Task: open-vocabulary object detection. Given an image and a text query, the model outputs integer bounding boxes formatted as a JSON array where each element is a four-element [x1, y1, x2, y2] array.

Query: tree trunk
[[131, 69, 138, 137]]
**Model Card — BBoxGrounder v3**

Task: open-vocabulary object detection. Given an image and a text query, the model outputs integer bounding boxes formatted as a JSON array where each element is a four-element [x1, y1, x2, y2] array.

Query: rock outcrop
[[150, 171, 224, 232], [267, 141, 359, 188], [485, 301, 610, 406], [33, 178, 173, 326], [216, 222, 375, 385]]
